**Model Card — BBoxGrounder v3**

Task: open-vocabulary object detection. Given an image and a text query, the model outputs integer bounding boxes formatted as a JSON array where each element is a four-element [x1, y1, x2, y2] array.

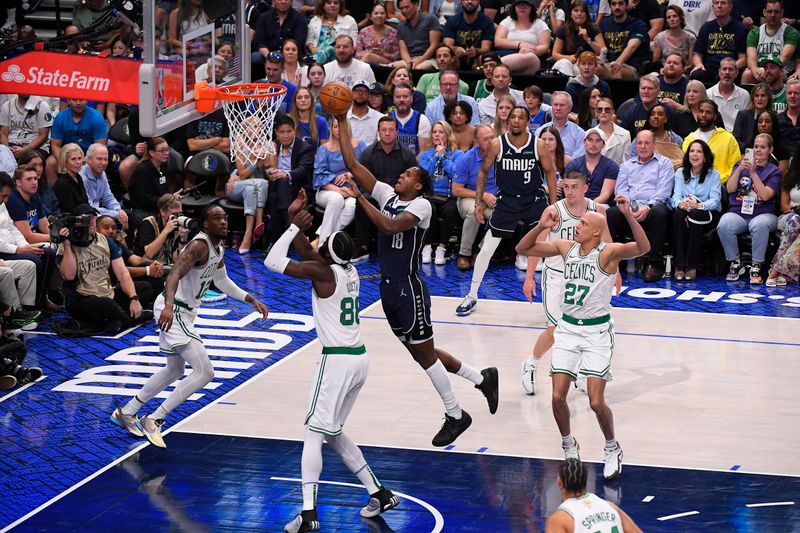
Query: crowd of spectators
[[2, 0, 800, 386]]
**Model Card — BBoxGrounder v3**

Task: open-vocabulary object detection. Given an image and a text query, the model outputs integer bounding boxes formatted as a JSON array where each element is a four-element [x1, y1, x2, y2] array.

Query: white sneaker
[[434, 246, 447, 265], [110, 407, 144, 437], [455, 295, 477, 316], [574, 375, 588, 394], [136, 416, 167, 449], [421, 244, 432, 264], [515, 254, 528, 271], [521, 357, 537, 395], [562, 437, 580, 460], [603, 444, 623, 480]]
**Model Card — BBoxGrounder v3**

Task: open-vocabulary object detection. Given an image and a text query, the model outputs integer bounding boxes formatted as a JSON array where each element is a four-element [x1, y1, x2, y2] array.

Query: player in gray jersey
[[110, 206, 268, 449], [265, 195, 399, 533], [517, 195, 649, 480], [546, 458, 642, 533]]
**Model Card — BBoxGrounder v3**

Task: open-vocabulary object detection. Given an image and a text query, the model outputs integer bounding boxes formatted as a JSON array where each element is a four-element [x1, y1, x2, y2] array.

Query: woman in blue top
[[289, 87, 330, 150], [671, 139, 721, 281], [312, 117, 365, 247], [418, 120, 463, 265]]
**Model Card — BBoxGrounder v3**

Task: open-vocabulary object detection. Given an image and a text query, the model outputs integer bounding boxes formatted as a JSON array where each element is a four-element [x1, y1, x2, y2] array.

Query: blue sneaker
[[200, 290, 227, 303], [455, 295, 477, 316]]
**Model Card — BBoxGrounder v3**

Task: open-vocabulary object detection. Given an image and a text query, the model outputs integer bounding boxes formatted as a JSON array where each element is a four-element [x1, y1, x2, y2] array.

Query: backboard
[[138, 1, 250, 137]]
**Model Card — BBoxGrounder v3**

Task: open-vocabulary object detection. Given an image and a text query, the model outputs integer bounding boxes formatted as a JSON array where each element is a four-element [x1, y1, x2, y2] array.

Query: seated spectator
[[595, 97, 631, 166], [733, 83, 773, 153], [681, 99, 741, 184], [672, 80, 723, 139], [3, 166, 60, 310], [552, 0, 606, 77], [312, 117, 365, 247], [394, 0, 442, 70], [708, 58, 750, 131], [0, 256, 38, 322], [565, 128, 618, 203], [0, 173, 40, 315], [718, 133, 781, 284], [765, 213, 800, 286], [536, 91, 586, 159], [0, 145, 13, 175], [671, 139, 721, 280], [289, 86, 330, 149], [668, 0, 713, 42], [226, 157, 269, 254], [79, 144, 128, 229], [166, 0, 212, 55], [72, 0, 116, 51], [653, 5, 696, 66], [493, 95, 517, 136], [658, 53, 690, 111], [46, 99, 107, 185], [478, 63, 524, 124], [306, 0, 359, 64], [96, 215, 165, 299], [629, 103, 684, 169], [524, 85, 552, 131], [761, 56, 788, 115], [384, 65, 425, 113], [356, 2, 400, 65], [778, 151, 800, 231], [265, 114, 315, 243], [418, 120, 463, 264], [429, 0, 461, 24], [18, 151, 59, 217], [323, 35, 376, 88], [348, 81, 385, 146], [628, 0, 662, 42], [417, 46, 468, 102], [565, 52, 611, 116], [493, 0, 551, 75], [195, 54, 228, 84], [368, 82, 388, 113], [452, 124, 497, 270], [576, 87, 601, 130], [0, 93, 52, 162], [128, 138, 172, 219], [539, 126, 569, 184], [390, 84, 432, 156], [53, 144, 89, 215], [598, 0, 649, 80], [445, 101, 476, 151], [690, 0, 747, 84], [425, 70, 480, 126], [259, 51, 298, 113], [58, 204, 151, 333], [538, 0, 566, 33], [778, 80, 800, 158], [608, 129, 675, 282], [252, 0, 308, 63], [620, 74, 662, 139], [281, 39, 307, 87], [472, 52, 499, 102], [442, 0, 495, 70], [751, 109, 790, 172], [742, 0, 798, 85], [134, 193, 182, 268]]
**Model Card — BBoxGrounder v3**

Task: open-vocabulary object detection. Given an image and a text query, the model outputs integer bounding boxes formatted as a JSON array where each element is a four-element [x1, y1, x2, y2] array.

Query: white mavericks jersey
[[558, 493, 623, 532], [544, 198, 597, 272], [561, 241, 614, 320], [174, 232, 224, 308], [312, 263, 363, 350]]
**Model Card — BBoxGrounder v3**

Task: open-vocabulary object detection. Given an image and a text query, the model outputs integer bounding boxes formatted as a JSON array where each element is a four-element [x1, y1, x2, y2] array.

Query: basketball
[[319, 82, 353, 115]]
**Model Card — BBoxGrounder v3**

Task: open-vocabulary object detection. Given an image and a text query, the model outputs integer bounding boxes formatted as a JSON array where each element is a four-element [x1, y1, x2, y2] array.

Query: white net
[[218, 83, 287, 167]]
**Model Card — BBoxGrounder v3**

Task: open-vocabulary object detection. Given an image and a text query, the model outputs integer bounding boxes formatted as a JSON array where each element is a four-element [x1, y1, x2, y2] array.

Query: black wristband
[[130, 295, 140, 301]]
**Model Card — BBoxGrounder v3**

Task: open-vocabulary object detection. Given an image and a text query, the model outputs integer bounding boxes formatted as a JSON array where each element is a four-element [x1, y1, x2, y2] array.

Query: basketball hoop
[[194, 81, 288, 166]]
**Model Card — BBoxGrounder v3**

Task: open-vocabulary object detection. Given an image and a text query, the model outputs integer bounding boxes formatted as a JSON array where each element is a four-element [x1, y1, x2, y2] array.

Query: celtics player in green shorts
[[265, 191, 400, 533], [516, 195, 650, 480]]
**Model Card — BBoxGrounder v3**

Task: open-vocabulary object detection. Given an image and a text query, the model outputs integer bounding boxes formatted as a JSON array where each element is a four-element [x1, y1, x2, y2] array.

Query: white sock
[[605, 439, 618, 450], [301, 429, 325, 511], [562, 434, 576, 447], [326, 432, 381, 494], [122, 395, 144, 416], [527, 355, 537, 367], [425, 359, 462, 418], [456, 363, 483, 385], [468, 234, 502, 299]]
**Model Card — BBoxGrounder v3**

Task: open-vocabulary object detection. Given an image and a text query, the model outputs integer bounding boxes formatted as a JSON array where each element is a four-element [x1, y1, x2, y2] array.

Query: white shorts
[[541, 266, 563, 327], [305, 348, 369, 436], [154, 294, 201, 354], [550, 319, 614, 381]]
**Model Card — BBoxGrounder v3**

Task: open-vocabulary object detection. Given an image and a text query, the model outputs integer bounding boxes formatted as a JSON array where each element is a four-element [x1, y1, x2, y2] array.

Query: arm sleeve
[[212, 265, 249, 301], [405, 196, 432, 228], [264, 224, 299, 273], [371, 181, 394, 210]]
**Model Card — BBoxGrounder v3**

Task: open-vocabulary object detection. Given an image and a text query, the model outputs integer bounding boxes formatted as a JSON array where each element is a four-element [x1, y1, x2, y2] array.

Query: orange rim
[[213, 83, 288, 101]]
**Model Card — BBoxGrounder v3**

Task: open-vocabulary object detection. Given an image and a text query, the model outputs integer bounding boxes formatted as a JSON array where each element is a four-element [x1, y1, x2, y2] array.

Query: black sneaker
[[431, 410, 472, 447], [20, 366, 42, 384], [284, 509, 320, 532], [2, 309, 40, 328], [475, 367, 499, 414], [360, 487, 401, 518], [726, 259, 745, 281]]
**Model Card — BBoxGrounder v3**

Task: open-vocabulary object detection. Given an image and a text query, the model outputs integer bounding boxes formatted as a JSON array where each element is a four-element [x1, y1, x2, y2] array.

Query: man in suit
[[266, 113, 315, 245]]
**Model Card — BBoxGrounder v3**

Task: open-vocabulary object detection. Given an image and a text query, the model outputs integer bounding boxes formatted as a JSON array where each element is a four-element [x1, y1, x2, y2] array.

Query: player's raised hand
[[292, 209, 314, 231], [288, 188, 308, 217], [539, 207, 559, 229], [616, 195, 631, 216]]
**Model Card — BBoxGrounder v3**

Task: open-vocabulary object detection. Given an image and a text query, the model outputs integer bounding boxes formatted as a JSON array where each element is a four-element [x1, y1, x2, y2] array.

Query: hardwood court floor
[[179, 296, 800, 477]]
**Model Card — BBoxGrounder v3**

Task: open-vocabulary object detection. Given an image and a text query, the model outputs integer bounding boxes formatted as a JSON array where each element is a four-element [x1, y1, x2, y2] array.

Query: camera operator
[[57, 204, 153, 333], [134, 193, 183, 269], [97, 215, 164, 302]]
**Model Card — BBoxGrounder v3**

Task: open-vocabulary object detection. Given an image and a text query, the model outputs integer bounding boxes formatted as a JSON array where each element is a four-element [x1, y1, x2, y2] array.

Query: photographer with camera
[[134, 194, 184, 270], [57, 204, 153, 334], [97, 215, 164, 303]]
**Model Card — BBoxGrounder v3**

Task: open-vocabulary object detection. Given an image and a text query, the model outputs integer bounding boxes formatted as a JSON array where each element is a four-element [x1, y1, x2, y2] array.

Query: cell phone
[[744, 148, 754, 163]]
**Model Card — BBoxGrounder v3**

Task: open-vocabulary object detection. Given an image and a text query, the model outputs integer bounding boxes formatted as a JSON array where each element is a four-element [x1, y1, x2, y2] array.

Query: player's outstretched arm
[[288, 189, 325, 263], [334, 112, 377, 194], [606, 195, 651, 263], [341, 174, 421, 234], [212, 260, 268, 319], [159, 240, 208, 331]]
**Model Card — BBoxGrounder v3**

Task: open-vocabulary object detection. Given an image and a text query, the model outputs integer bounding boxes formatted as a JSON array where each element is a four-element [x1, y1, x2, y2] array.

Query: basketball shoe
[[603, 443, 623, 480], [455, 295, 477, 316], [522, 357, 537, 395], [110, 407, 144, 437], [475, 367, 499, 414], [562, 437, 580, 460], [136, 416, 166, 449], [360, 487, 401, 518], [284, 509, 320, 532], [432, 410, 472, 446]]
